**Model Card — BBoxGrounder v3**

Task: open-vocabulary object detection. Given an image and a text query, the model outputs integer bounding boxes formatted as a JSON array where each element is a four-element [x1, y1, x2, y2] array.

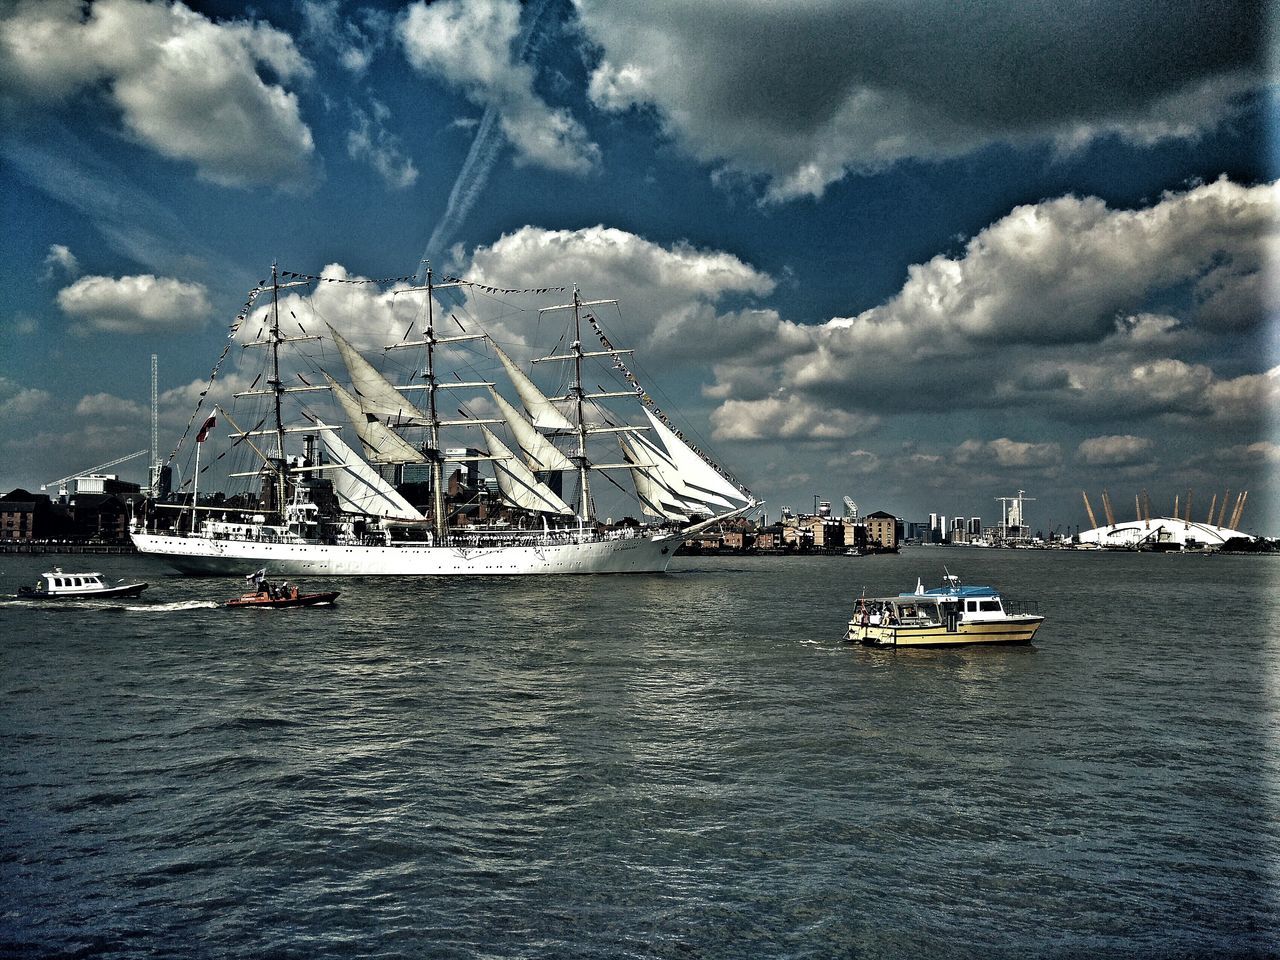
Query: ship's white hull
[[130, 530, 680, 576]]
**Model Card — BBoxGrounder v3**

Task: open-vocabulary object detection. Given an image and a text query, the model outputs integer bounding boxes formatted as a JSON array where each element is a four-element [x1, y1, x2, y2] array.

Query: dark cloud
[[580, 0, 1265, 197]]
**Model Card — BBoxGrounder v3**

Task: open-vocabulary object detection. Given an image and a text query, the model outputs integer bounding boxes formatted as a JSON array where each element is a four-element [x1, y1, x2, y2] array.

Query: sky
[[0, 0, 1275, 536]]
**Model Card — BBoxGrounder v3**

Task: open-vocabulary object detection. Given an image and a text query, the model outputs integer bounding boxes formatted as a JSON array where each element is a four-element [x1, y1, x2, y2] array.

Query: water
[[1, 548, 1277, 958]]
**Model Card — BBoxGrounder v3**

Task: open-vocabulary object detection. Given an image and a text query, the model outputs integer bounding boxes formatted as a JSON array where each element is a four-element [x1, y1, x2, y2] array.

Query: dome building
[[1078, 490, 1253, 550], [1077, 518, 1253, 550]]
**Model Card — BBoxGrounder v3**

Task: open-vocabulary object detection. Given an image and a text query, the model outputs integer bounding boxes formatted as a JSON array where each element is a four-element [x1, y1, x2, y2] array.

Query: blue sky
[[0, 0, 1275, 534]]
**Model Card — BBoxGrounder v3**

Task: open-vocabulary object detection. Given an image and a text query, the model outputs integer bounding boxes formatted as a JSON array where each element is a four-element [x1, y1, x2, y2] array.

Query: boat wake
[[0, 599, 220, 612], [123, 600, 221, 612]]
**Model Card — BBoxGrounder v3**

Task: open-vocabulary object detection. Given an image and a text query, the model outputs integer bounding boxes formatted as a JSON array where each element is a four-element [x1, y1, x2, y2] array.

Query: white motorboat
[[847, 573, 1043, 648], [15, 568, 148, 600]]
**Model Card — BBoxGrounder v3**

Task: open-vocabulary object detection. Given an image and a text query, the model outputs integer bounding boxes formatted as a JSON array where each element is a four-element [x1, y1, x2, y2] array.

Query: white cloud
[[461, 225, 775, 362], [42, 244, 80, 280], [300, 0, 389, 75], [817, 178, 1273, 355], [347, 101, 419, 190], [57, 274, 214, 335], [576, 0, 1263, 200], [831, 449, 882, 476], [0, 378, 53, 420], [74, 392, 146, 420], [955, 438, 1062, 469], [1205, 366, 1280, 423], [399, 0, 599, 174], [705, 179, 1279, 437], [0, 0, 315, 188], [241, 263, 420, 354], [1077, 435, 1155, 466], [710, 394, 878, 442], [1217, 441, 1280, 466]]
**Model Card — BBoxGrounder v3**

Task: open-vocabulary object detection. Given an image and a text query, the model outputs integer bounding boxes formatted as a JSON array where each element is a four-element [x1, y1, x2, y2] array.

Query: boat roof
[[44, 570, 103, 578], [912, 585, 1000, 598]]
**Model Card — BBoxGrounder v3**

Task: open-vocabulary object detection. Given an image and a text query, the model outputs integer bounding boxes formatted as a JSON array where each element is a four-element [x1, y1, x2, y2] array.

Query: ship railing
[[1005, 599, 1040, 617]]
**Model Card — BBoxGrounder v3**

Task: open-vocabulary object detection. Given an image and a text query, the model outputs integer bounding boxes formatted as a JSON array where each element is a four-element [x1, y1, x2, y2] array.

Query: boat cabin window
[[966, 600, 978, 611], [55, 578, 64, 587], [979, 600, 1001, 612]]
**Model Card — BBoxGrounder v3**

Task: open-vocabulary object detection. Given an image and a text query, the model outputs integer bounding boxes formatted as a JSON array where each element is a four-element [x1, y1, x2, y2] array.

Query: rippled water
[[1, 548, 1278, 958]]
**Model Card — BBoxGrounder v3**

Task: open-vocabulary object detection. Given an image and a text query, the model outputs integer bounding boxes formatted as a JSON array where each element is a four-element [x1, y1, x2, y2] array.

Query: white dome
[[1077, 518, 1252, 548]]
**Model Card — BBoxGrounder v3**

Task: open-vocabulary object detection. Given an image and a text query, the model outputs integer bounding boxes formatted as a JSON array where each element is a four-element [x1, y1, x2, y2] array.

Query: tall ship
[[131, 265, 757, 575]]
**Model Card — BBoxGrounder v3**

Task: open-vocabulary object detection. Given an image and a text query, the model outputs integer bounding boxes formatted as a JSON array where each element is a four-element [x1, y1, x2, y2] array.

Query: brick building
[[863, 510, 900, 552], [0, 489, 73, 541]]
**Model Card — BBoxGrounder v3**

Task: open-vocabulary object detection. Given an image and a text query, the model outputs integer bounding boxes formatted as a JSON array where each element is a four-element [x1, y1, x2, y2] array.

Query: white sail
[[316, 420, 427, 522], [620, 433, 692, 522], [490, 339, 574, 431], [641, 409, 750, 513], [327, 323, 428, 424], [325, 374, 426, 464], [480, 425, 575, 516], [488, 387, 575, 472]]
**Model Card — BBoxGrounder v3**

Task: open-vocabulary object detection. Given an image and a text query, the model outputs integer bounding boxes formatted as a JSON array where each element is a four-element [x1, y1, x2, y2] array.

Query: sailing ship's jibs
[[132, 269, 757, 576]]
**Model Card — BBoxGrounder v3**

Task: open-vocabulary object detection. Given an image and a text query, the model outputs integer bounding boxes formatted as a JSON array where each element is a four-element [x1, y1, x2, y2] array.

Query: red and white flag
[[196, 415, 217, 443]]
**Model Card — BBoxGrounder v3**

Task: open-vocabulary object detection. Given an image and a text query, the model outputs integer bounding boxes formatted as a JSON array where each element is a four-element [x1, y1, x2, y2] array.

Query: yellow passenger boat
[[847, 574, 1043, 648]]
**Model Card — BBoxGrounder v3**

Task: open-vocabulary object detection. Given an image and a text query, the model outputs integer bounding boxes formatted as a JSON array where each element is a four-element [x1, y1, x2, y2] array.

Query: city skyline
[[0, 0, 1274, 533]]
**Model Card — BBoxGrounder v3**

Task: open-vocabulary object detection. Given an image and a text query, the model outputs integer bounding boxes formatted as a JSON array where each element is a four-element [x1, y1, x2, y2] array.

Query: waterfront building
[[74, 474, 142, 498], [864, 511, 900, 551], [67, 493, 132, 542], [0, 489, 70, 541]]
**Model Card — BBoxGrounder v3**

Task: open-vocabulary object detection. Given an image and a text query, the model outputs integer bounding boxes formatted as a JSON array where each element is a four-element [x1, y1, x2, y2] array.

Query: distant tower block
[[996, 490, 1035, 540]]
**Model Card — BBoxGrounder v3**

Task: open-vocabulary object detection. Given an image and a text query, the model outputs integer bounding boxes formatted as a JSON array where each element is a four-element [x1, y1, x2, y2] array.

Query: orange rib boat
[[225, 581, 339, 609]]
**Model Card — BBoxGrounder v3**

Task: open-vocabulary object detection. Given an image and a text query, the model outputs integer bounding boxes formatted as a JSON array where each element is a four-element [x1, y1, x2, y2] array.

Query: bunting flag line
[[276, 268, 566, 297], [164, 282, 264, 471]]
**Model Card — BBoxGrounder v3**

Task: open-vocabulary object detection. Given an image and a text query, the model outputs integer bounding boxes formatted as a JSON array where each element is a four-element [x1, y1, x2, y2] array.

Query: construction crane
[[842, 496, 858, 519], [43, 449, 150, 498]]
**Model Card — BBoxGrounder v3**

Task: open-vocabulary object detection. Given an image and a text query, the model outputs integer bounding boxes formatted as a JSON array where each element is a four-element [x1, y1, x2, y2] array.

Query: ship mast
[[269, 262, 287, 511], [535, 287, 630, 523], [388, 265, 482, 542], [571, 285, 591, 520], [232, 266, 320, 513], [424, 265, 445, 540]]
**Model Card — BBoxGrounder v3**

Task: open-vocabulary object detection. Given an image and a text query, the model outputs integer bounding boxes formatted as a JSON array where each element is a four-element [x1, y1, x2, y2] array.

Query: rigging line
[[597, 466, 635, 501], [230, 418, 269, 448]]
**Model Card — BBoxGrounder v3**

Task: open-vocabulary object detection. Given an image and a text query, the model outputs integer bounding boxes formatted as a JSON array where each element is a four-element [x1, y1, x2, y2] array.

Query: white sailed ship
[[131, 266, 757, 576]]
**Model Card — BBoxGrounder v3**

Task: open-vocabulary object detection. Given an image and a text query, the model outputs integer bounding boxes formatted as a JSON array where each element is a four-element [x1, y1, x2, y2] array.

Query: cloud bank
[[0, 0, 315, 188], [705, 178, 1277, 442], [576, 0, 1265, 200]]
